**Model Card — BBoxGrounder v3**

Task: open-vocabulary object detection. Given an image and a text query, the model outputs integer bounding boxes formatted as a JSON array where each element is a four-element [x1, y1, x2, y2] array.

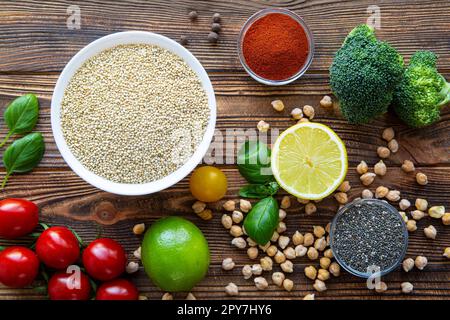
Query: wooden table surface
[[0, 0, 449, 300]]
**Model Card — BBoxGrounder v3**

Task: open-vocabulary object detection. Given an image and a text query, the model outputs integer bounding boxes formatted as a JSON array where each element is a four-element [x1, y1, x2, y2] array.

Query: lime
[[271, 122, 348, 200], [141, 216, 210, 292]]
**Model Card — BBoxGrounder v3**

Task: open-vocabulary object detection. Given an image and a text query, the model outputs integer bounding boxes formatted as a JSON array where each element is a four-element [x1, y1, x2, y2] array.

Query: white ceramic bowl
[[51, 31, 216, 196]]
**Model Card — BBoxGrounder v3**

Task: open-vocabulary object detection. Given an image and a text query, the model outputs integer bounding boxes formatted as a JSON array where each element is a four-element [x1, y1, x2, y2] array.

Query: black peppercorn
[[211, 23, 221, 33], [212, 13, 221, 22], [188, 10, 198, 21], [207, 31, 219, 43], [180, 35, 189, 45]]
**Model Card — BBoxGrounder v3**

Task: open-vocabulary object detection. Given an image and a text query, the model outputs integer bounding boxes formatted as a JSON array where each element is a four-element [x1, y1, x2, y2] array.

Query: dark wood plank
[[0, 0, 449, 72]]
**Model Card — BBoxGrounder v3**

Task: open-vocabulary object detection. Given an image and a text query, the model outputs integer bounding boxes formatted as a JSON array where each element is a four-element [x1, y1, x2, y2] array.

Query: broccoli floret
[[393, 50, 450, 127], [330, 25, 404, 123]]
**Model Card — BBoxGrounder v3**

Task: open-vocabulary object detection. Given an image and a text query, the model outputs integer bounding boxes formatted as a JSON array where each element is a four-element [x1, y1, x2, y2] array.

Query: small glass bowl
[[329, 199, 409, 278], [237, 8, 315, 86]]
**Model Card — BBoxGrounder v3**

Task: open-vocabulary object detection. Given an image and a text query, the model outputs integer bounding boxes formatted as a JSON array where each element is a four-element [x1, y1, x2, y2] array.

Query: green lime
[[141, 216, 210, 292]]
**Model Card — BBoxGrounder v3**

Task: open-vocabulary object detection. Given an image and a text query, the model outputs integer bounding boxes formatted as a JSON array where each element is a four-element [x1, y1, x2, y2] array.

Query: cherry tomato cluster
[[0, 198, 139, 300]]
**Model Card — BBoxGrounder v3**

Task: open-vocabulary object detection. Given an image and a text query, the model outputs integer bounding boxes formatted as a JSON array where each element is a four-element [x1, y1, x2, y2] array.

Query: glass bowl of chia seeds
[[329, 199, 408, 278]]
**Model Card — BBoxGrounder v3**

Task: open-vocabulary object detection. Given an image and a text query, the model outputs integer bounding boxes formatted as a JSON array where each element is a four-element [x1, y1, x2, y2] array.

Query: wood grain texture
[[0, 0, 449, 300]]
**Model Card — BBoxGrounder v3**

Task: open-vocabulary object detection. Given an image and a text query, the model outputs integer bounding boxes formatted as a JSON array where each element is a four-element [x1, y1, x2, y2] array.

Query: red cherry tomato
[[0, 246, 39, 288], [96, 279, 139, 300], [82, 238, 126, 281], [0, 198, 39, 239], [36, 226, 80, 270], [48, 271, 91, 300]]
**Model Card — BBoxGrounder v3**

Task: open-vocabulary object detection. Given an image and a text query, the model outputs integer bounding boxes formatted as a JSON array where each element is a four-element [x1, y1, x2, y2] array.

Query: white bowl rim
[[51, 31, 217, 196]]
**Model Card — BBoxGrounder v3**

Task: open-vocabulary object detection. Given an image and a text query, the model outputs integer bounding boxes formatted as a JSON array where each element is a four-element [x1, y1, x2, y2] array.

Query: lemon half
[[271, 122, 348, 200]]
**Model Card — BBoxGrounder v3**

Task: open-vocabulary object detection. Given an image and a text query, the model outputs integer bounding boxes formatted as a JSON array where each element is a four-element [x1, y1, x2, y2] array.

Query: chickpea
[[428, 206, 445, 219], [222, 200, 235, 211], [231, 237, 247, 249], [192, 201, 207, 214], [295, 245, 307, 257], [388, 139, 399, 153], [442, 212, 450, 225], [375, 186, 389, 199], [356, 161, 368, 174], [313, 279, 327, 292], [278, 235, 290, 249], [242, 265, 252, 279], [280, 196, 291, 209], [334, 192, 348, 204], [305, 203, 317, 215], [304, 265, 317, 280], [254, 277, 268, 290], [329, 262, 341, 277], [362, 189, 374, 199], [277, 221, 287, 234], [240, 199, 252, 213], [230, 225, 243, 237], [320, 257, 331, 270], [423, 225, 437, 239], [443, 247, 450, 259], [411, 210, 426, 220], [283, 279, 294, 292], [280, 260, 294, 273], [251, 264, 263, 276], [221, 214, 232, 229], [382, 127, 395, 141], [283, 247, 296, 260], [274, 251, 286, 264], [317, 269, 330, 281], [247, 247, 259, 260], [375, 281, 388, 293], [406, 220, 417, 232], [225, 282, 239, 296], [257, 120, 270, 133], [279, 209, 287, 221], [338, 181, 351, 193], [260, 256, 273, 271], [266, 245, 278, 257], [272, 272, 285, 287], [377, 146, 391, 159], [324, 248, 333, 259], [222, 258, 235, 271], [320, 95, 333, 108], [415, 198, 428, 211], [271, 100, 285, 112], [414, 256, 428, 270], [303, 293, 315, 300], [232, 210, 244, 224], [132, 223, 146, 235], [416, 172, 428, 185], [374, 160, 387, 176], [303, 105, 315, 119], [291, 108, 303, 120], [401, 282, 413, 294], [313, 226, 326, 238], [303, 233, 314, 246], [292, 231, 304, 245], [399, 199, 411, 210], [360, 172, 376, 186], [314, 237, 327, 252], [401, 160, 415, 173], [402, 258, 414, 272], [307, 247, 319, 260]]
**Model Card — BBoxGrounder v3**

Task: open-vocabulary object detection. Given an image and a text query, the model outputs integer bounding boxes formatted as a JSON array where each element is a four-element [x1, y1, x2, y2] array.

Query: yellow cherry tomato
[[189, 166, 227, 202]]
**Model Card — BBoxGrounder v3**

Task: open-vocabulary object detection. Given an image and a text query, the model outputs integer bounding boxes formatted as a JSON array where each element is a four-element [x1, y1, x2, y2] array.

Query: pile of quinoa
[[61, 44, 210, 183]]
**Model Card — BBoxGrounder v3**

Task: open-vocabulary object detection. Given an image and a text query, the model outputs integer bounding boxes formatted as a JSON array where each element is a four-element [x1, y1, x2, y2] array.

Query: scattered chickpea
[[272, 272, 285, 287], [260, 256, 273, 271], [374, 160, 387, 176], [401, 282, 414, 294], [279, 209, 287, 221], [314, 237, 327, 252], [305, 203, 317, 215], [277, 221, 287, 234], [283, 247, 296, 260], [266, 245, 278, 257], [283, 279, 294, 292], [231, 211, 244, 224], [230, 225, 243, 237], [442, 213, 450, 225], [231, 237, 247, 249], [222, 200, 235, 211], [221, 214, 232, 229], [317, 269, 330, 281], [280, 196, 291, 209], [411, 210, 426, 221], [338, 181, 351, 192], [271, 100, 285, 112], [313, 279, 327, 292], [162, 292, 173, 300], [307, 247, 319, 260], [424, 225, 437, 239], [429, 206, 445, 219], [197, 209, 213, 220], [304, 265, 317, 280], [375, 186, 389, 199], [325, 222, 331, 234], [133, 246, 141, 260], [399, 211, 408, 223], [303, 293, 315, 300], [291, 108, 303, 120], [415, 256, 428, 270], [329, 262, 341, 277], [320, 95, 333, 108], [357, 161, 369, 174], [297, 198, 310, 204], [132, 223, 146, 235], [399, 199, 411, 210], [312, 226, 325, 239], [274, 251, 286, 264], [278, 235, 290, 249], [298, 118, 309, 123], [416, 172, 428, 185], [377, 146, 391, 159], [295, 245, 307, 257], [222, 258, 235, 271], [247, 237, 257, 247], [225, 283, 239, 296], [242, 264, 253, 279], [292, 231, 304, 246], [139, 295, 148, 300], [320, 257, 331, 270], [388, 139, 399, 153], [251, 264, 263, 276], [406, 220, 417, 232], [334, 192, 348, 204], [386, 190, 401, 202], [304, 233, 315, 247], [126, 261, 139, 274], [254, 277, 268, 290], [402, 258, 414, 272], [303, 105, 315, 119], [271, 231, 280, 242], [257, 120, 270, 133], [362, 189, 374, 199], [247, 247, 259, 260], [401, 160, 415, 173], [382, 127, 395, 141], [192, 201, 207, 214], [259, 242, 270, 252], [375, 282, 388, 293], [324, 248, 333, 259], [280, 260, 294, 273], [443, 247, 450, 259], [360, 172, 376, 186], [240, 199, 252, 213]]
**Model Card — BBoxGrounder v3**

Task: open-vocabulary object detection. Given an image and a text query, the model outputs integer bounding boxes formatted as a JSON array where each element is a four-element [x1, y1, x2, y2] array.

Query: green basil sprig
[[239, 181, 280, 199], [2, 132, 45, 188], [237, 140, 273, 184], [243, 196, 279, 245], [1, 94, 39, 147]]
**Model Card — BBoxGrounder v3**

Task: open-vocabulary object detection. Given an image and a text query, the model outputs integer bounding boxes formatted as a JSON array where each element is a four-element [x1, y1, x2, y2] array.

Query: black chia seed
[[331, 201, 407, 274]]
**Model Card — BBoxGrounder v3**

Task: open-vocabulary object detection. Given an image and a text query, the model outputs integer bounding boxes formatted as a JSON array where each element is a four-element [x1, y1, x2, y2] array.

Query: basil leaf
[[2, 132, 45, 188], [237, 140, 273, 184], [239, 181, 280, 199], [1, 94, 39, 147], [243, 196, 279, 245]]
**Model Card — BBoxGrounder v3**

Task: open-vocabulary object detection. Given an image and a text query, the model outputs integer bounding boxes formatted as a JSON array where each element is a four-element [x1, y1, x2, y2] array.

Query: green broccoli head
[[393, 50, 450, 127], [330, 25, 404, 123]]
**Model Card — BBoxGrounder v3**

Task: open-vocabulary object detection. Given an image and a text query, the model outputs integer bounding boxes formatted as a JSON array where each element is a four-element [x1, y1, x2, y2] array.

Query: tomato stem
[[39, 222, 49, 230]]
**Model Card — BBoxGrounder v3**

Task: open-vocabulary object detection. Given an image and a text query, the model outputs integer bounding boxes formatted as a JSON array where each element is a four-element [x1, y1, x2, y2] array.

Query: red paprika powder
[[242, 13, 310, 81]]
